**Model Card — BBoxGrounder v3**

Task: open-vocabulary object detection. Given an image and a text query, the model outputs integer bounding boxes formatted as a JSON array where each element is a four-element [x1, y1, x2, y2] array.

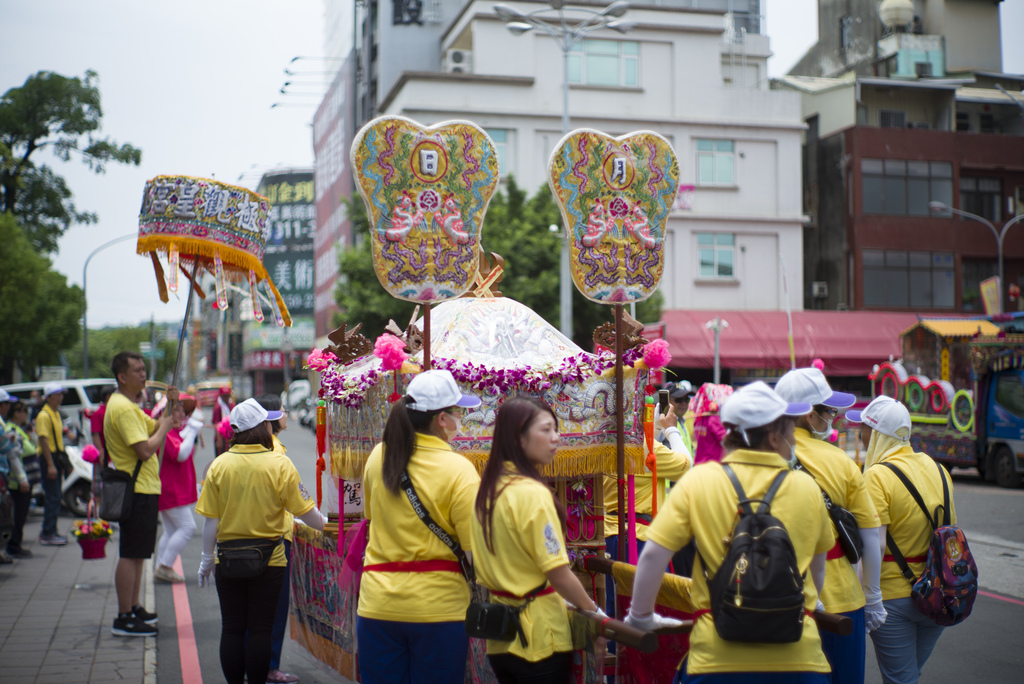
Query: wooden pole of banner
[[423, 302, 432, 371], [170, 260, 200, 391], [615, 303, 626, 559]]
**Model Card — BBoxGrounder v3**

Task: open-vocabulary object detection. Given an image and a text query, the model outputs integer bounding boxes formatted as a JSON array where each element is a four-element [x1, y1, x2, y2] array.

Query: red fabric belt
[[489, 586, 557, 600], [693, 608, 815, 620], [826, 541, 846, 561], [883, 554, 926, 564], [363, 560, 462, 573]]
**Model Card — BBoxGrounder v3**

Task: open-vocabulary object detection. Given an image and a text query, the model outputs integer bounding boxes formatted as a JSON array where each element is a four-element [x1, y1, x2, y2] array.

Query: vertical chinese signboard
[[313, 52, 356, 339], [257, 170, 316, 317]]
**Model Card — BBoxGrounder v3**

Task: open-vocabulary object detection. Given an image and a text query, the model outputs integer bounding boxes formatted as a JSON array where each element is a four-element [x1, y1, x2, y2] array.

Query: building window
[[979, 113, 996, 133], [861, 158, 953, 216], [840, 15, 853, 49], [863, 250, 955, 308], [484, 128, 514, 177], [962, 258, 996, 312], [697, 232, 735, 279], [914, 62, 932, 77], [697, 139, 735, 186], [956, 111, 970, 132], [879, 109, 906, 128], [568, 40, 639, 87], [960, 177, 1002, 222]]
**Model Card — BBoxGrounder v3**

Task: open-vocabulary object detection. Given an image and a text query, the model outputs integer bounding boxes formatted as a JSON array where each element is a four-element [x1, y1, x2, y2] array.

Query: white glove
[[198, 552, 215, 588], [864, 589, 887, 632], [187, 412, 205, 431], [624, 609, 684, 631], [816, 599, 825, 613]]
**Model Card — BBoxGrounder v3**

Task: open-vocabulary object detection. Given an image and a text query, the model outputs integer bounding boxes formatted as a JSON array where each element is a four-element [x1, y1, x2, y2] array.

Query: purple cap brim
[[455, 394, 481, 409], [845, 410, 864, 423], [822, 390, 857, 409], [783, 402, 812, 416], [266, 410, 284, 421]]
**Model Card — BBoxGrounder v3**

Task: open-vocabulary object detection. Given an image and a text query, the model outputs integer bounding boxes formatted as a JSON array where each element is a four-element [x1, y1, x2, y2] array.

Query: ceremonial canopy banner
[[350, 116, 500, 302], [548, 130, 679, 304], [137, 174, 292, 326]]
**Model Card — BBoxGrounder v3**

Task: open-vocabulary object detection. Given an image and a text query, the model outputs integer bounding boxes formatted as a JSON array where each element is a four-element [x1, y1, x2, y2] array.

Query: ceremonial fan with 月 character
[[137, 174, 293, 385]]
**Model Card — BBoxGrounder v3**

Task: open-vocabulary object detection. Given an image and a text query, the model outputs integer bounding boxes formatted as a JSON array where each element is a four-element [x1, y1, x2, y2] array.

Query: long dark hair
[[381, 396, 445, 495], [722, 415, 794, 451], [230, 422, 274, 450], [475, 396, 560, 553]]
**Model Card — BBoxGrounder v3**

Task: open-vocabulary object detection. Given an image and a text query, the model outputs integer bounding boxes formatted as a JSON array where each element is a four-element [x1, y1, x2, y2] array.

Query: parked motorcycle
[[31, 445, 93, 518]]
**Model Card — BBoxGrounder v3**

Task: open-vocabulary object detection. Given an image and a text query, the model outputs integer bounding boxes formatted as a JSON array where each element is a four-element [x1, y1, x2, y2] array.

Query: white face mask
[[810, 411, 834, 441], [443, 411, 462, 439], [785, 437, 798, 467]]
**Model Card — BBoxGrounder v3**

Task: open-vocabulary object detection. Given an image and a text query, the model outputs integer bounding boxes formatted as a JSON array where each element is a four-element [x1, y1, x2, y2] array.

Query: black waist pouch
[[217, 537, 282, 579], [830, 505, 864, 564], [465, 602, 523, 644]]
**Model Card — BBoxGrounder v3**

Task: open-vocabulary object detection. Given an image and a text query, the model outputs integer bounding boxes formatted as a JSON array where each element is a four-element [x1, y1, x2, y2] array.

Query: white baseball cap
[[774, 367, 856, 409], [0, 389, 12, 402], [720, 381, 812, 430], [406, 370, 480, 412], [230, 398, 284, 432], [845, 395, 911, 441], [43, 382, 66, 399]]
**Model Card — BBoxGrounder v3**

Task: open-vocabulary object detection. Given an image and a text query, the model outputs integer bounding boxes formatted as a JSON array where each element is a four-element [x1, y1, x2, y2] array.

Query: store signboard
[[257, 170, 316, 318]]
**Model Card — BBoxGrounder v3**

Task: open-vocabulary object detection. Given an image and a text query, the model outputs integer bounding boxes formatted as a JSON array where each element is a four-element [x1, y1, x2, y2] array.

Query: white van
[[1, 378, 116, 441]]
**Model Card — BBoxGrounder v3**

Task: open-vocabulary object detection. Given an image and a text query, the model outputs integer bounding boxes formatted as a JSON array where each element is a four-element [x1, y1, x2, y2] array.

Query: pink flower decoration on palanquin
[[306, 348, 338, 372], [374, 333, 408, 371], [812, 358, 825, 371], [82, 444, 101, 464], [642, 339, 671, 370], [609, 197, 629, 218]]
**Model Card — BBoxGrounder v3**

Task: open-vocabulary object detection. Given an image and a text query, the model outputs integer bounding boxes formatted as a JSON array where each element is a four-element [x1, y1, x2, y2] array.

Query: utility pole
[[705, 317, 729, 384]]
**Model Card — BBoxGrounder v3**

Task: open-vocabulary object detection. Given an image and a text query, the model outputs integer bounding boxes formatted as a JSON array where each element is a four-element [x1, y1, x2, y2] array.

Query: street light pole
[[498, 1, 634, 340], [930, 202, 1024, 313], [705, 317, 729, 384], [82, 233, 137, 377]]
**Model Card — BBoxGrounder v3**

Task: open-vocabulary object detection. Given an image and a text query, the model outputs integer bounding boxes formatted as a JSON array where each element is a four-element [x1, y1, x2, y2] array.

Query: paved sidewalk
[[0, 510, 156, 684]]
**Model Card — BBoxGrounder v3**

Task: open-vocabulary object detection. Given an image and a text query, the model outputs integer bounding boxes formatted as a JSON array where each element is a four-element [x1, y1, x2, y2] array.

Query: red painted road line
[[978, 589, 1024, 608], [173, 557, 204, 684]]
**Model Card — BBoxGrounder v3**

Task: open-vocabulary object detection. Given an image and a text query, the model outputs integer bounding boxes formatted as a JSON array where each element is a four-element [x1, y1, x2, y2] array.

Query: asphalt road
[[158, 424, 1024, 683]]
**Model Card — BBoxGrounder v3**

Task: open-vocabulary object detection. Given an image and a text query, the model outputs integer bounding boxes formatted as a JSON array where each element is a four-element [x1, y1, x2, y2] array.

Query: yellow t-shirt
[[794, 428, 880, 613], [865, 446, 957, 600], [195, 443, 315, 567], [272, 436, 295, 543], [104, 392, 161, 494], [470, 470, 572, 662], [359, 433, 481, 623], [604, 441, 690, 542], [645, 449, 833, 675], [35, 404, 64, 453]]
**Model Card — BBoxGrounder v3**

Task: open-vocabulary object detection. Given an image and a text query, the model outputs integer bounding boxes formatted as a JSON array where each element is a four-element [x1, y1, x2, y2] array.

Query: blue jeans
[[269, 540, 292, 670], [869, 597, 945, 684], [820, 608, 865, 684], [41, 471, 63, 536], [356, 616, 467, 684]]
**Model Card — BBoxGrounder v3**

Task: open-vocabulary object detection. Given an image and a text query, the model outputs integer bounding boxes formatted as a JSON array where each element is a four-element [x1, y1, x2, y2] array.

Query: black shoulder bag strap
[[400, 469, 475, 584], [879, 461, 947, 583], [722, 463, 789, 515]]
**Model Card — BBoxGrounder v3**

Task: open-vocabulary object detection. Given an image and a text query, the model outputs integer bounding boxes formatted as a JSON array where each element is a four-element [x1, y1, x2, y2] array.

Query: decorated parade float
[[281, 115, 703, 683]]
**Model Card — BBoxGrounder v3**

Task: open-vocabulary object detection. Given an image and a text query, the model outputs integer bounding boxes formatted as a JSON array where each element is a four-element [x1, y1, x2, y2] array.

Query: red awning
[[661, 310, 922, 376]]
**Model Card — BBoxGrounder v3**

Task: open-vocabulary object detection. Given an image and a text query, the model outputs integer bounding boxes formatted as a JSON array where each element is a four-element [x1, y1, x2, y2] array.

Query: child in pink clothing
[[154, 395, 203, 583]]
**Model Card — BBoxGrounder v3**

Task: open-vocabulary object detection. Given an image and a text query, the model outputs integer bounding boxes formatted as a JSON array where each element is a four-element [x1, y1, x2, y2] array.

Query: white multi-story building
[[366, 0, 805, 312]]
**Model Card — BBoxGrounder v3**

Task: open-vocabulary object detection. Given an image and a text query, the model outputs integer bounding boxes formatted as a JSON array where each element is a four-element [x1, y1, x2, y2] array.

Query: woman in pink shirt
[[691, 383, 734, 465], [154, 394, 203, 583]]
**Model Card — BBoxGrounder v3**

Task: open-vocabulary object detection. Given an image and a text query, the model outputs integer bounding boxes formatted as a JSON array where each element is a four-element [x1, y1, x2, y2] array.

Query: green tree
[[65, 323, 178, 380], [334, 179, 662, 348], [0, 213, 84, 382], [0, 70, 142, 254]]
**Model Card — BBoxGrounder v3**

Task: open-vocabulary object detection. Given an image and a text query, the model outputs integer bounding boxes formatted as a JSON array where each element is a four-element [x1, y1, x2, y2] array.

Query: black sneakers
[[132, 605, 158, 625], [111, 614, 157, 637]]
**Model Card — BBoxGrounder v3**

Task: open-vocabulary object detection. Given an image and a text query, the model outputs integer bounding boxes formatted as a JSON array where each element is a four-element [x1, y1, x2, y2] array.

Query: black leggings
[[488, 651, 573, 684], [215, 565, 286, 684]]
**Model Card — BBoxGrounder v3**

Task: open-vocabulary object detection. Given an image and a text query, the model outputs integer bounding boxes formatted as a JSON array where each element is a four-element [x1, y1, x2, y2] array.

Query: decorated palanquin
[[350, 116, 500, 302]]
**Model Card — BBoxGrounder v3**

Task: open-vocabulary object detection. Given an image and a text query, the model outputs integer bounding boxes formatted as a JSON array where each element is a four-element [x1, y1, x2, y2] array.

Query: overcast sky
[[2, 0, 1022, 330]]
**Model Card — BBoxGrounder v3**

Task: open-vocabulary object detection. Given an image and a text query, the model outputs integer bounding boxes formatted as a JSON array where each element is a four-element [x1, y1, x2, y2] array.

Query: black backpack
[[703, 465, 807, 643]]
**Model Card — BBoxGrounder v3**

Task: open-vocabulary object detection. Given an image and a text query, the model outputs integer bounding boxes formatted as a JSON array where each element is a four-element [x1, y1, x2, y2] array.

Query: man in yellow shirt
[[105, 351, 175, 637], [776, 368, 883, 684], [35, 383, 69, 545], [626, 381, 833, 682]]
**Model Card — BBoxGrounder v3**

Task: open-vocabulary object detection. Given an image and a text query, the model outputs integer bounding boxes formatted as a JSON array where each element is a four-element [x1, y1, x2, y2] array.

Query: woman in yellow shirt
[[471, 396, 603, 683], [196, 399, 326, 684], [357, 370, 482, 684]]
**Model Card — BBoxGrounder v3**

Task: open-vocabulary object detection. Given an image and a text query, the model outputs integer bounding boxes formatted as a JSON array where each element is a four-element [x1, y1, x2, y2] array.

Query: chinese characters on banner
[[243, 350, 286, 370], [257, 171, 316, 317], [342, 479, 364, 515]]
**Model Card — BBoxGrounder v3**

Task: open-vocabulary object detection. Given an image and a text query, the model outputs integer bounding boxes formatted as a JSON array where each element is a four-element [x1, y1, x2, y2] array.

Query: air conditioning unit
[[812, 281, 829, 298], [445, 49, 473, 74]]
